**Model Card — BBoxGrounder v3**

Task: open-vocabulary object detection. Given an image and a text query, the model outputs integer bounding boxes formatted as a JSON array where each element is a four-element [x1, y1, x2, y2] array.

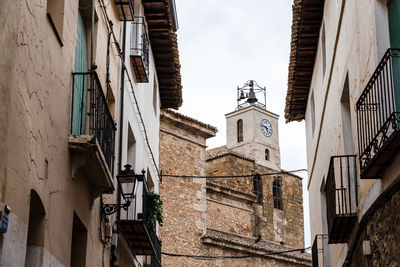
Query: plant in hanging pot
[[146, 191, 163, 230]]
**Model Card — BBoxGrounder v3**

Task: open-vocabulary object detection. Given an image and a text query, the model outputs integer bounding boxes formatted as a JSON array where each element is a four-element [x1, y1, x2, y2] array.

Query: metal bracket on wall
[[101, 200, 131, 215]]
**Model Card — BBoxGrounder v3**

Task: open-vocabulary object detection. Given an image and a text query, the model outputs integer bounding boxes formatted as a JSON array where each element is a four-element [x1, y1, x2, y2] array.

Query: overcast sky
[[174, 0, 310, 247]]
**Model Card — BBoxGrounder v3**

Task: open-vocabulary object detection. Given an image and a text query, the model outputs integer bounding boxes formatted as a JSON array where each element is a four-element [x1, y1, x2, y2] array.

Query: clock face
[[260, 119, 273, 137]]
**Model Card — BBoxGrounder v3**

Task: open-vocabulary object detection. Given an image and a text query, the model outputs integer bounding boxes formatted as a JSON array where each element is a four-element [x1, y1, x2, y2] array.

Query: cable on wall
[[161, 168, 307, 179], [162, 246, 311, 260]]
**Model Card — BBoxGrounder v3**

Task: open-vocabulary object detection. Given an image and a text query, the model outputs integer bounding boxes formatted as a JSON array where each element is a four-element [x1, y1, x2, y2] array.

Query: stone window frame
[[273, 179, 283, 210], [265, 148, 270, 161], [237, 119, 243, 143], [252, 173, 263, 204]]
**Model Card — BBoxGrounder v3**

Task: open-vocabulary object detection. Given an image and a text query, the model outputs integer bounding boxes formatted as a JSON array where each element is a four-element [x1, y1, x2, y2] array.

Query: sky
[[174, 0, 310, 247]]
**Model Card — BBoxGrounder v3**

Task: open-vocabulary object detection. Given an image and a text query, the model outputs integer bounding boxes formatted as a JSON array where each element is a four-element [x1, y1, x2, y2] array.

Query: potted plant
[[146, 192, 163, 230]]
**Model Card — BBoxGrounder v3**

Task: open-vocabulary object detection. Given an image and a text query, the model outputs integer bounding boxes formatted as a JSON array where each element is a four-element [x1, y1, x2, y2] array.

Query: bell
[[239, 91, 245, 99], [247, 89, 258, 104]]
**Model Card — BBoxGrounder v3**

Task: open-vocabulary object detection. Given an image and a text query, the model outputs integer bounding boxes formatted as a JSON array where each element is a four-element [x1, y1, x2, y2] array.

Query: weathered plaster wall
[[304, 0, 400, 265], [0, 0, 120, 265]]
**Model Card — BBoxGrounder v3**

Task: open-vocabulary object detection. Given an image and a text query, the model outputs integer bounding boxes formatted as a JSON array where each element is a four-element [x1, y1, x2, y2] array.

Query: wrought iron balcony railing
[[71, 72, 116, 171], [325, 155, 358, 244], [356, 48, 400, 178], [130, 17, 150, 83], [114, 0, 135, 21], [119, 178, 161, 267], [312, 234, 329, 267]]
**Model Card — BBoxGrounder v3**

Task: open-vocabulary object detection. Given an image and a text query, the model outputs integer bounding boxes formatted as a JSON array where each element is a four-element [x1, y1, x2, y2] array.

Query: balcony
[[312, 234, 328, 267], [130, 17, 150, 83], [356, 48, 400, 179], [119, 177, 161, 267], [69, 72, 116, 194], [113, 0, 135, 21], [325, 155, 358, 244]]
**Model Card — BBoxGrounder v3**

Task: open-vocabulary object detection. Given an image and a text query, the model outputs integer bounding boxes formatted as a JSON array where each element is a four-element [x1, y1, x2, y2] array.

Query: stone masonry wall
[[350, 187, 400, 266], [159, 110, 310, 266], [206, 155, 305, 248]]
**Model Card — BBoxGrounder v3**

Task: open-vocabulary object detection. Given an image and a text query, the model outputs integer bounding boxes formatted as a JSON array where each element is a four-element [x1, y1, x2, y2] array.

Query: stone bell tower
[[226, 80, 281, 170]]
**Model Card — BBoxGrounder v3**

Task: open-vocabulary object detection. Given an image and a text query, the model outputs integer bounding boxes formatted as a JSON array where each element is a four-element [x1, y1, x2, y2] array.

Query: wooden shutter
[[72, 10, 88, 135]]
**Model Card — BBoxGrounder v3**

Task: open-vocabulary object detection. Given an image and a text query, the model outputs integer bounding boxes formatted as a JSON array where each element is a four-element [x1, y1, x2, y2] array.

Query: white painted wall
[[303, 0, 399, 265]]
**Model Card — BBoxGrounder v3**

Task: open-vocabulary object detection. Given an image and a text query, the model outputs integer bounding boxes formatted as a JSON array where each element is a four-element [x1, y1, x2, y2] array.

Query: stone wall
[[159, 109, 217, 267], [159, 110, 311, 266], [206, 154, 305, 248], [350, 186, 400, 266]]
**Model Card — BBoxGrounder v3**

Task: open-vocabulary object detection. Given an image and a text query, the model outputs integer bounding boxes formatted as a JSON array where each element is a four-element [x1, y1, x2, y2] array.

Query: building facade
[[0, 0, 181, 266], [160, 84, 311, 266], [286, 0, 400, 266]]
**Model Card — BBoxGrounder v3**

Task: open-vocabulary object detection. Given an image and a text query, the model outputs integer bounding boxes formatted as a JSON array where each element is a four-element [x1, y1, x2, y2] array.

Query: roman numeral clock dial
[[260, 119, 272, 137]]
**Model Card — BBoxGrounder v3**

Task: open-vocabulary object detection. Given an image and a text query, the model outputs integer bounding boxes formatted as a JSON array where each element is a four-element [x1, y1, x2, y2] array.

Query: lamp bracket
[[102, 200, 131, 216]]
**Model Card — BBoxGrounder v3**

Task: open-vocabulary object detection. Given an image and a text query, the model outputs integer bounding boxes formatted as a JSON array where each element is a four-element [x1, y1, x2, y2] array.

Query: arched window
[[252, 174, 262, 204], [265, 148, 269, 161], [237, 119, 243, 142], [273, 179, 283, 210]]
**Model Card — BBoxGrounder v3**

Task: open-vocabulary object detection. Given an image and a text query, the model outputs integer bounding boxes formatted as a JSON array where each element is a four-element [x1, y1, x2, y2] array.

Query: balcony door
[[388, 0, 400, 113], [72, 10, 88, 135]]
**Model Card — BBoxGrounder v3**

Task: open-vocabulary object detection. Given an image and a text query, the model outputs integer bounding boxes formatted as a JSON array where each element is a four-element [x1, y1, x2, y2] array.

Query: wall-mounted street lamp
[[101, 164, 146, 215]]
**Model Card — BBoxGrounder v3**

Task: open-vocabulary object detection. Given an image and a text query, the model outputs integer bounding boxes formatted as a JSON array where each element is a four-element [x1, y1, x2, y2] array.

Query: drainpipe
[[106, 22, 113, 100], [116, 20, 127, 233], [91, 0, 95, 70]]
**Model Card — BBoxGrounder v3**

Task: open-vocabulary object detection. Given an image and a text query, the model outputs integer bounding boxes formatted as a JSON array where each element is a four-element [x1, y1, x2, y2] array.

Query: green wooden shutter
[[72, 11, 88, 135], [388, 0, 400, 113]]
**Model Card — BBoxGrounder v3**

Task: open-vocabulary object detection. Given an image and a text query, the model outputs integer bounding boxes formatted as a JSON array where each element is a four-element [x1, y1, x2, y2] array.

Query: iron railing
[[312, 234, 329, 267], [121, 180, 161, 267], [356, 48, 400, 176], [71, 72, 116, 171], [114, 0, 134, 21], [130, 17, 150, 82], [325, 155, 358, 243]]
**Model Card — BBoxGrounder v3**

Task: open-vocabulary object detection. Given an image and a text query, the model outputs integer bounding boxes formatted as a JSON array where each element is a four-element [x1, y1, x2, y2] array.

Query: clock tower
[[225, 80, 281, 170]]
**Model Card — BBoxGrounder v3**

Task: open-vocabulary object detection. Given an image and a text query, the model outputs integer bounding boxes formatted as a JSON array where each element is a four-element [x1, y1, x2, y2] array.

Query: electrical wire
[[162, 246, 311, 260], [161, 168, 307, 179]]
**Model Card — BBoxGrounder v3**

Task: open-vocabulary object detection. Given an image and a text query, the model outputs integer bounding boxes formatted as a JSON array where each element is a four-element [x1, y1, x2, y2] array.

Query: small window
[[47, 0, 65, 45], [153, 76, 158, 115], [321, 22, 326, 77], [252, 174, 262, 204], [265, 148, 270, 161], [237, 119, 243, 142], [310, 91, 316, 136], [273, 179, 283, 210]]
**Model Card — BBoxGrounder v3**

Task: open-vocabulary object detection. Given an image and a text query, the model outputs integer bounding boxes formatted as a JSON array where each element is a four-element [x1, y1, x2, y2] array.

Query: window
[[70, 213, 87, 267], [252, 174, 262, 204], [341, 74, 354, 154], [127, 125, 136, 166], [273, 179, 283, 210], [310, 91, 316, 136], [321, 22, 326, 77], [237, 119, 243, 142], [25, 190, 45, 266], [47, 0, 65, 45], [153, 76, 158, 115], [265, 148, 270, 161]]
